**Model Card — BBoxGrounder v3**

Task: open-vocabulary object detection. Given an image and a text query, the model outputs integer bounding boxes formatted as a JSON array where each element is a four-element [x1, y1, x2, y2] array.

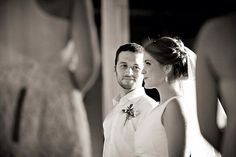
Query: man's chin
[[120, 84, 135, 90]]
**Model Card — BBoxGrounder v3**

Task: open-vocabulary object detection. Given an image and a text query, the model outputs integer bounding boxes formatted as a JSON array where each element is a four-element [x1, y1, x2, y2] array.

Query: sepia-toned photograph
[[0, 0, 235, 157]]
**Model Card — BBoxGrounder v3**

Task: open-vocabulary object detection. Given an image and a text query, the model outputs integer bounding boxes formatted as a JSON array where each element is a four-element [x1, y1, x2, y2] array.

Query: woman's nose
[[141, 68, 146, 74]]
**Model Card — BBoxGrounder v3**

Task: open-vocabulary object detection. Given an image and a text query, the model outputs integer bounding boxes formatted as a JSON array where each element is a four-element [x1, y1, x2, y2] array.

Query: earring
[[164, 75, 168, 83]]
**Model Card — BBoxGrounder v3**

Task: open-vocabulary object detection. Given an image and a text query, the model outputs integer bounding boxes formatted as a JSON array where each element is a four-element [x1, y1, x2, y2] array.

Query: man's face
[[115, 51, 144, 92]]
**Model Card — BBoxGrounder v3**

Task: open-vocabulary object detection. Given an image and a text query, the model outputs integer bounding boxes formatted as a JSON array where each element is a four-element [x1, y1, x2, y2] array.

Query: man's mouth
[[123, 77, 134, 80]]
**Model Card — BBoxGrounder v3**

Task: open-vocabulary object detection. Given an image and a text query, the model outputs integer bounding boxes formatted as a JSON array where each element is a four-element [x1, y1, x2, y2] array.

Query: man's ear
[[163, 64, 172, 75]]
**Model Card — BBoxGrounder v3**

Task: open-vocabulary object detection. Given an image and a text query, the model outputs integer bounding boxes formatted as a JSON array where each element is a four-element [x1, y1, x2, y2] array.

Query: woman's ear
[[163, 64, 172, 75]]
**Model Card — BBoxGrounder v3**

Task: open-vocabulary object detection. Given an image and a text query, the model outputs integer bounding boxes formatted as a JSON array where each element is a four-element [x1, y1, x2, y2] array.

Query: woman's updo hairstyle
[[144, 37, 188, 79]]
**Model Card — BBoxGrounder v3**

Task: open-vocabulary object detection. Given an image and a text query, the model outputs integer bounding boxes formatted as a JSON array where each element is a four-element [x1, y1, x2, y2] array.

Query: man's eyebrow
[[118, 62, 127, 65]]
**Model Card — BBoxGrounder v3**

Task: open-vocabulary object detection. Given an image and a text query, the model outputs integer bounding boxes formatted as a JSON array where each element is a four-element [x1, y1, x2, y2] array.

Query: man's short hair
[[114, 43, 144, 66]]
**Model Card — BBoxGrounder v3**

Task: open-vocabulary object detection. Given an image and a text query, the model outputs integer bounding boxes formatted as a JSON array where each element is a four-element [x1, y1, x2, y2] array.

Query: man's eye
[[120, 64, 127, 68], [133, 66, 141, 70]]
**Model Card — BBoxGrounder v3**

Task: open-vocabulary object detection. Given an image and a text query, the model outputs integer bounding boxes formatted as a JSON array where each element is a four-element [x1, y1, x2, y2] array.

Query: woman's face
[[142, 52, 166, 89]]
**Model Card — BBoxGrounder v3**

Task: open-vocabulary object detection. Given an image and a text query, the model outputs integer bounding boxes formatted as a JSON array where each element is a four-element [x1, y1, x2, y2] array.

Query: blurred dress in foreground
[[0, 0, 100, 157]]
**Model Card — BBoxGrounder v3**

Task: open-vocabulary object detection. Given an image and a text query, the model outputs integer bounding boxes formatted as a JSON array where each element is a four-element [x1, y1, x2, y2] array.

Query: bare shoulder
[[196, 12, 236, 78], [162, 98, 185, 125], [196, 12, 236, 56], [161, 98, 186, 155]]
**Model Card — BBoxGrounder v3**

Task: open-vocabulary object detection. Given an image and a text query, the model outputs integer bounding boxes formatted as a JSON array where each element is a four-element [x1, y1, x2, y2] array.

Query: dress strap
[[160, 95, 182, 107]]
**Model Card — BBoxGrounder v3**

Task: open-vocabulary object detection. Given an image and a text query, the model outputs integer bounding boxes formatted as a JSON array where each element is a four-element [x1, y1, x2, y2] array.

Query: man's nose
[[125, 67, 133, 75]]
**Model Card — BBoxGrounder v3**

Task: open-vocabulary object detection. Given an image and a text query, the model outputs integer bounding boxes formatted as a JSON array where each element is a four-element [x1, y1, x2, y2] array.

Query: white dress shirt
[[103, 87, 157, 157]]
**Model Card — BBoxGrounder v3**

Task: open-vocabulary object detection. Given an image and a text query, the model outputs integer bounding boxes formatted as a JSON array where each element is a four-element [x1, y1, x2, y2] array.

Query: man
[[102, 43, 157, 157]]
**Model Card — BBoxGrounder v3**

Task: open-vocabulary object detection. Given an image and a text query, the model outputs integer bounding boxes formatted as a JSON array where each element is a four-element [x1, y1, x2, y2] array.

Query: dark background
[[88, 1, 235, 156], [92, 0, 236, 47]]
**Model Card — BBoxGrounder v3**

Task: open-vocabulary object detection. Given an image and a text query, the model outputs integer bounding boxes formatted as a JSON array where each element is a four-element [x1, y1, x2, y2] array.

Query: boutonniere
[[122, 104, 139, 126]]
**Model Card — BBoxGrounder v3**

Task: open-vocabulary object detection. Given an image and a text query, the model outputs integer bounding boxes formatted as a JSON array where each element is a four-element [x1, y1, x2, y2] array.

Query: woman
[[134, 37, 215, 157], [196, 12, 235, 157]]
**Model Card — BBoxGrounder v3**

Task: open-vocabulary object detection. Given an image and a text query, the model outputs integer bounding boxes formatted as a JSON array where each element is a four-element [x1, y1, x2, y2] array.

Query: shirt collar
[[112, 87, 146, 106]]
